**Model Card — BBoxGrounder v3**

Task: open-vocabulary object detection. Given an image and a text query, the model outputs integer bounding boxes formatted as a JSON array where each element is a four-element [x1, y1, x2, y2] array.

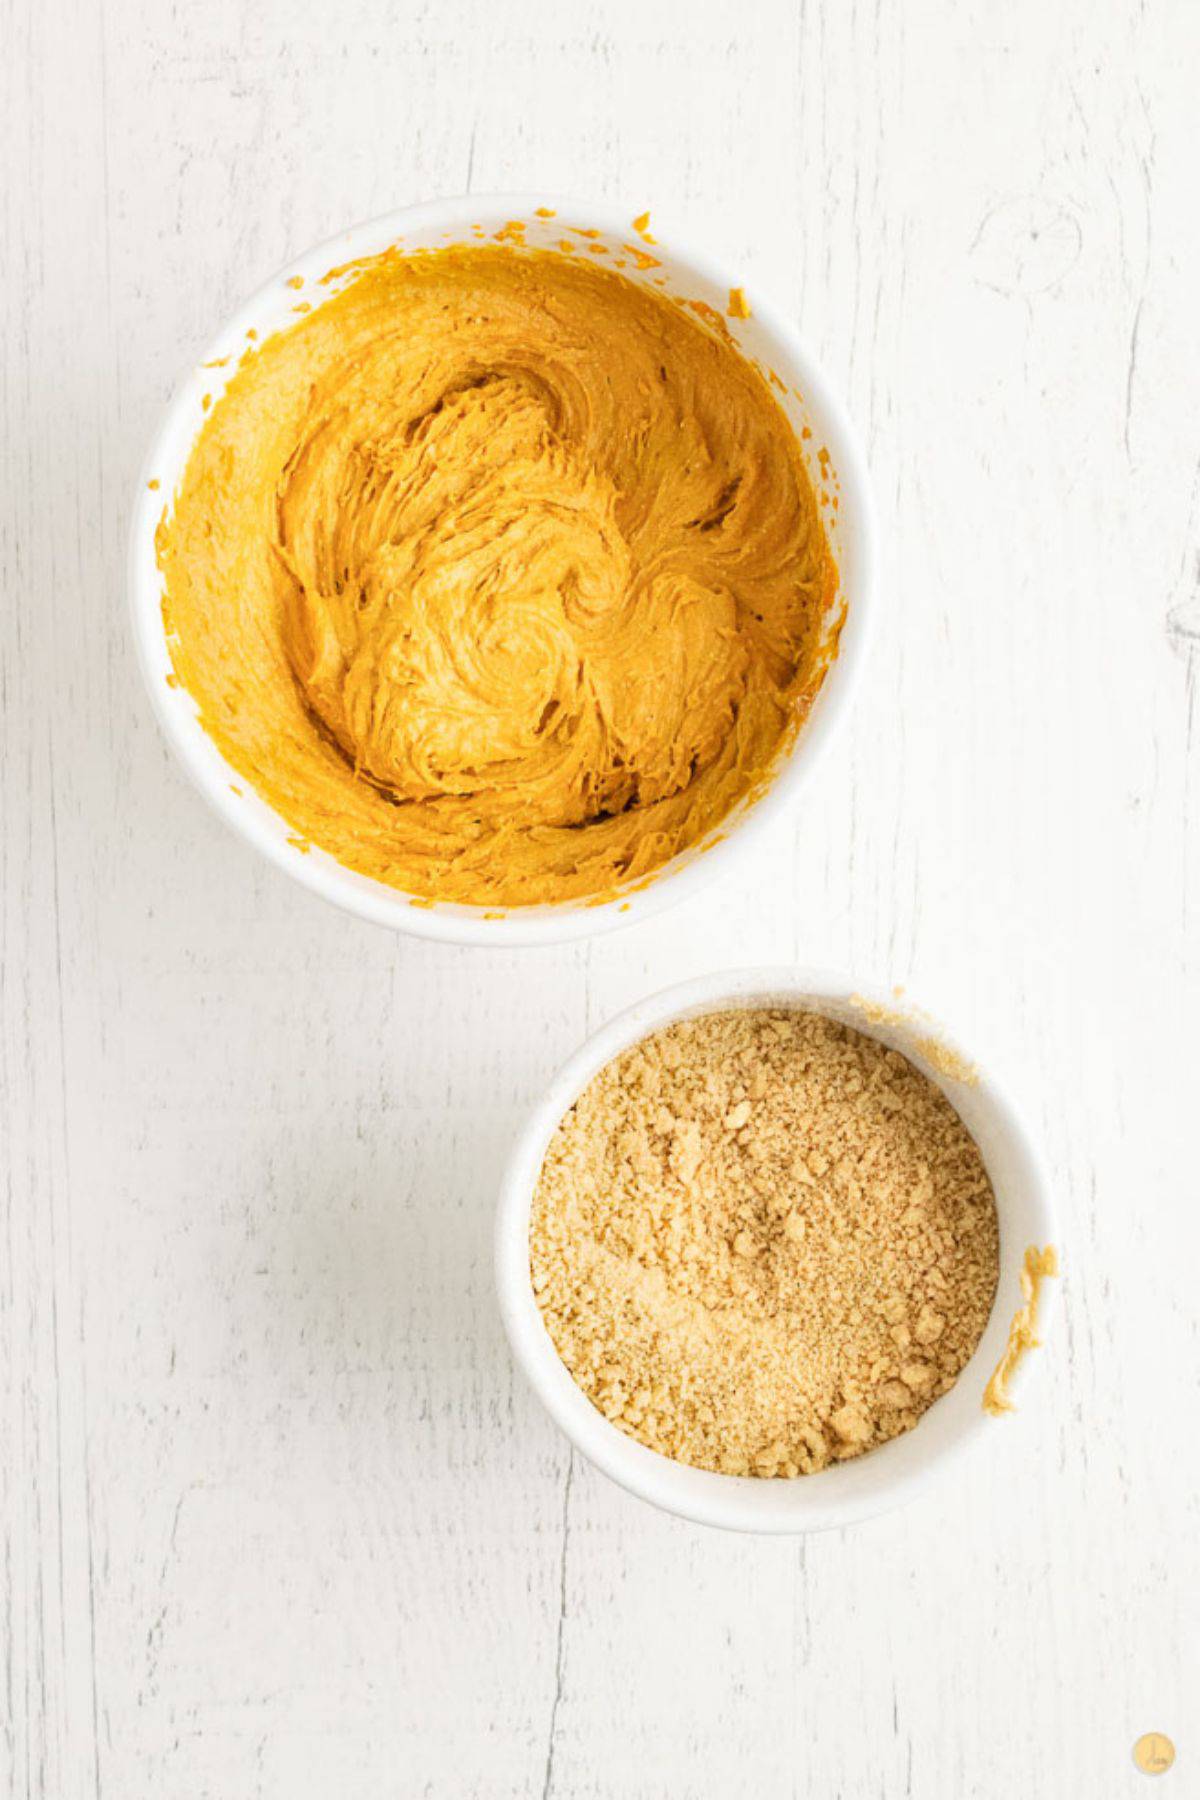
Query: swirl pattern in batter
[[158, 244, 838, 906]]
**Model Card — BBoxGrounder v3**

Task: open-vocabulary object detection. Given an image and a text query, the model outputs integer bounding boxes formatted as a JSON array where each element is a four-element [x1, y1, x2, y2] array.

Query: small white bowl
[[129, 196, 876, 946], [496, 967, 1059, 1532]]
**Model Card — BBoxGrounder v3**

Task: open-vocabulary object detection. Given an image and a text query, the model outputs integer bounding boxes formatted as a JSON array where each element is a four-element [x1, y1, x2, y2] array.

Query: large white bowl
[[496, 968, 1059, 1532], [129, 196, 876, 946]]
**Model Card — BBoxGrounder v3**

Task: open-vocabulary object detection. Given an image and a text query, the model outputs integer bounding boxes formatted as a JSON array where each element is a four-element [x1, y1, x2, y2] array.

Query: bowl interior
[[130, 198, 874, 944], [497, 970, 1057, 1531]]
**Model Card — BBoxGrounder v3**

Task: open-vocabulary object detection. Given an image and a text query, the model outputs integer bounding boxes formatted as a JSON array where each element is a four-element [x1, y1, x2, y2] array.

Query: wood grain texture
[[2, 0, 1197, 1794]]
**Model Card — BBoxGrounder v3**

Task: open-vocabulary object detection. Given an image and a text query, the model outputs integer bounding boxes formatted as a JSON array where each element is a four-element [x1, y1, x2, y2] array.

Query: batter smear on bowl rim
[[157, 244, 839, 907]]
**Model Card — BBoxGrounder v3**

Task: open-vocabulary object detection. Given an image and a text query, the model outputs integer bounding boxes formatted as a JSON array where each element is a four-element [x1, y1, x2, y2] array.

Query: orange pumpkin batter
[[158, 245, 838, 907]]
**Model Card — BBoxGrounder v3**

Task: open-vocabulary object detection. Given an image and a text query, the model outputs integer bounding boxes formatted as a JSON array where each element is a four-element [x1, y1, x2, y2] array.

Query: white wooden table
[[4, 1, 1198, 1794]]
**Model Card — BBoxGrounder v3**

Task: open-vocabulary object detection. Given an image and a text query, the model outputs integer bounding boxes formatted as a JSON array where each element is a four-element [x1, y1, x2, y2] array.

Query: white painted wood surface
[[3, 1, 1198, 1793]]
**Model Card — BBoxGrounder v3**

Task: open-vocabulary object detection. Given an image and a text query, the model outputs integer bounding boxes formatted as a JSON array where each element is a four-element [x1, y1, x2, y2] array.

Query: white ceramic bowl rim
[[496, 967, 1060, 1533], [128, 193, 877, 946]]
